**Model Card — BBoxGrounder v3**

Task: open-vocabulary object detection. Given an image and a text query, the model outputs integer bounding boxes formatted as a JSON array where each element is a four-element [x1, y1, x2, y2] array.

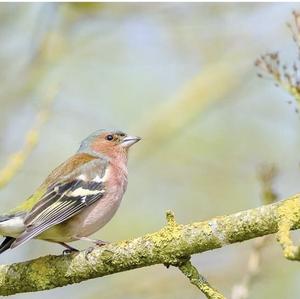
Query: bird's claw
[[94, 239, 108, 247], [84, 246, 95, 259], [63, 248, 79, 256]]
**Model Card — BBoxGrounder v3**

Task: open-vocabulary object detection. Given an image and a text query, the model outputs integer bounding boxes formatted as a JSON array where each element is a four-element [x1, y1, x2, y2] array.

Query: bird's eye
[[106, 135, 114, 141]]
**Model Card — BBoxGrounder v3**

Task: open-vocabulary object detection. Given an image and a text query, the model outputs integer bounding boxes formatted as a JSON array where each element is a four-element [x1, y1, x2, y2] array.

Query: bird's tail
[[0, 214, 26, 254], [0, 237, 16, 254]]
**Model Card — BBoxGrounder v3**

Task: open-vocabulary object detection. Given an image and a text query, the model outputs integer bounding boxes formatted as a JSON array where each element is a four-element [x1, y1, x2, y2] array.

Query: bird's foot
[[58, 242, 79, 256]]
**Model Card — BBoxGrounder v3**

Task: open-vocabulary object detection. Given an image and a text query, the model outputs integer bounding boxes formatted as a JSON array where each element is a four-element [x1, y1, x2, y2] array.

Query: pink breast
[[67, 162, 128, 238]]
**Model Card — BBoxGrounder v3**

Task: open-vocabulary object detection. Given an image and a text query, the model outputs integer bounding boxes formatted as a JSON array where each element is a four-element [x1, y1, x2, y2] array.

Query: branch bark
[[0, 194, 299, 296], [178, 260, 226, 299]]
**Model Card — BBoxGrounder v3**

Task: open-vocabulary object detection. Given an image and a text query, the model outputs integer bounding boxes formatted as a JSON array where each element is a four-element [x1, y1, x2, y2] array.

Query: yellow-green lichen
[[178, 260, 226, 299], [2, 196, 300, 296], [277, 196, 300, 260]]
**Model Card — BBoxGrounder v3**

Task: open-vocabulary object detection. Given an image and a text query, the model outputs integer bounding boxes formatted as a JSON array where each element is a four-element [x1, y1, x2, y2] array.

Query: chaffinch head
[[0, 129, 141, 253]]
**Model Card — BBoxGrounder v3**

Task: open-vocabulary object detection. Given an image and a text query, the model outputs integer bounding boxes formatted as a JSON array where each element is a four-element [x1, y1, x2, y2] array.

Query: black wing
[[11, 162, 107, 248]]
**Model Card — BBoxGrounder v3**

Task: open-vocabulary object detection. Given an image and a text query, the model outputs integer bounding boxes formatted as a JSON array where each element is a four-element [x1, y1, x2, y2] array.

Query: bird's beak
[[121, 135, 141, 148]]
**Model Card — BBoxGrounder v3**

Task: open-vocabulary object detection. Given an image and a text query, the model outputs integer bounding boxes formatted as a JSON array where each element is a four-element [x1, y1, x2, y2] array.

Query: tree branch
[[165, 211, 226, 298], [0, 194, 299, 296], [178, 260, 226, 299], [277, 198, 300, 260]]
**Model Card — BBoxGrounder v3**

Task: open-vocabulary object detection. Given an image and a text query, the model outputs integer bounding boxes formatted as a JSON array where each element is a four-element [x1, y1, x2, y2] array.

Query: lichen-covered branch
[[0, 194, 299, 296], [178, 260, 226, 299], [165, 211, 226, 298], [277, 199, 300, 260]]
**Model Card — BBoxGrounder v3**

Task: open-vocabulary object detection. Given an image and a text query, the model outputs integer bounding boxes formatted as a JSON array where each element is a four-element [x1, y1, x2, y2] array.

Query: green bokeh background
[[0, 3, 299, 298]]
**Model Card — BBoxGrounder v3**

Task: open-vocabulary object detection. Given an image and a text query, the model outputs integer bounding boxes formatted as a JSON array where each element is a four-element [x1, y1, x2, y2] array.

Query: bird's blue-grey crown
[[78, 129, 141, 156], [77, 129, 128, 154], [78, 129, 104, 153]]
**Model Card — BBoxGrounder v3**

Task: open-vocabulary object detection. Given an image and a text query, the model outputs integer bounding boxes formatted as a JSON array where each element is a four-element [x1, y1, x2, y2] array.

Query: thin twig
[[178, 260, 226, 299], [255, 11, 300, 113], [165, 211, 226, 298]]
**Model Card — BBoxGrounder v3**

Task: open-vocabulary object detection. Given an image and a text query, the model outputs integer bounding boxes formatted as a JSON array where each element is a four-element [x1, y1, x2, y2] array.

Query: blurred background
[[0, 3, 300, 299]]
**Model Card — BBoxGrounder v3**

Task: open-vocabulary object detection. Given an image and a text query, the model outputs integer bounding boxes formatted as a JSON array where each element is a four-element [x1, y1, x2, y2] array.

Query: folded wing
[[11, 158, 107, 248]]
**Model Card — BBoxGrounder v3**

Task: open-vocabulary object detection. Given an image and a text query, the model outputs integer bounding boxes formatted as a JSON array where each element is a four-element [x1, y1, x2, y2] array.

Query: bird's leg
[[58, 242, 79, 255], [44, 239, 79, 255]]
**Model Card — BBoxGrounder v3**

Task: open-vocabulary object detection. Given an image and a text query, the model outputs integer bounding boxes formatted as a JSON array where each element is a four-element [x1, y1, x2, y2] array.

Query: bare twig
[[257, 163, 278, 205], [255, 11, 300, 112]]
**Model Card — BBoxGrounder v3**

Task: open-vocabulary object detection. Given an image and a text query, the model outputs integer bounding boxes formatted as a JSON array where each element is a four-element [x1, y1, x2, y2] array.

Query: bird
[[0, 129, 141, 254]]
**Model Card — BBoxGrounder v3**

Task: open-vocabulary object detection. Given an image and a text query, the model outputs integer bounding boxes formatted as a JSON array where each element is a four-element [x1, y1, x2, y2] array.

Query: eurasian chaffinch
[[0, 129, 141, 253]]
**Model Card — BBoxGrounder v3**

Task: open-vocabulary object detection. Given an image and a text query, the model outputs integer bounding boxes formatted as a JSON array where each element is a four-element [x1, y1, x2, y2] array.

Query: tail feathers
[[0, 237, 16, 254], [0, 214, 26, 254], [0, 214, 26, 237], [10, 230, 37, 249], [0, 215, 11, 222]]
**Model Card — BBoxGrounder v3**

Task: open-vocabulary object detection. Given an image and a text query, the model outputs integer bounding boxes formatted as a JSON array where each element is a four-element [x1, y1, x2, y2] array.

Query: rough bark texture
[[0, 194, 299, 296], [178, 260, 226, 299]]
